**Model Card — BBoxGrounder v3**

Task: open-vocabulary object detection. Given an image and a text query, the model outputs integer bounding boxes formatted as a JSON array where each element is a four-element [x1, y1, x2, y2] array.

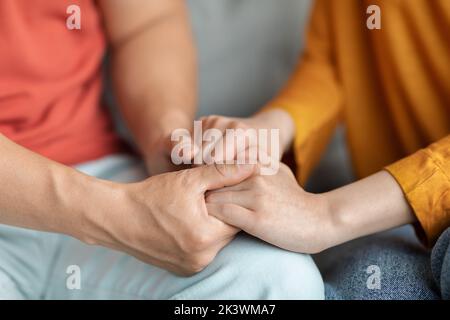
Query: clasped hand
[[94, 111, 330, 276]]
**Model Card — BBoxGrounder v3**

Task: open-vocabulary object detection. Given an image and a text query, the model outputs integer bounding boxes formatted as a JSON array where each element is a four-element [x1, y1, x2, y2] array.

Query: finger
[[191, 163, 256, 192], [208, 235, 238, 259], [206, 190, 254, 209], [213, 128, 256, 165], [208, 133, 227, 164], [202, 132, 223, 165], [193, 235, 237, 274], [206, 203, 255, 231], [204, 163, 261, 194], [235, 144, 260, 165], [196, 117, 218, 156], [205, 182, 248, 194], [201, 121, 227, 165], [207, 217, 240, 241]]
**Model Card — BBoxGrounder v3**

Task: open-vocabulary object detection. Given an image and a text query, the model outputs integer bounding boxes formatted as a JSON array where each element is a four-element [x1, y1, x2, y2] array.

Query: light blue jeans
[[0, 154, 324, 300]]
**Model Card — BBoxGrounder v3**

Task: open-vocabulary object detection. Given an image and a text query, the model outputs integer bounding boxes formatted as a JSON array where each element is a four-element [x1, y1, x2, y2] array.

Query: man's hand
[[205, 164, 333, 254], [82, 163, 255, 276]]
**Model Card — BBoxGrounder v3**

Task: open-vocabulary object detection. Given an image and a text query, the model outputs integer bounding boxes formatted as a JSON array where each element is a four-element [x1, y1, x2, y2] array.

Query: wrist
[[323, 171, 416, 248], [141, 110, 194, 158], [58, 169, 126, 246], [303, 192, 343, 253], [253, 109, 295, 156], [155, 109, 194, 135], [320, 191, 348, 250], [322, 186, 371, 249]]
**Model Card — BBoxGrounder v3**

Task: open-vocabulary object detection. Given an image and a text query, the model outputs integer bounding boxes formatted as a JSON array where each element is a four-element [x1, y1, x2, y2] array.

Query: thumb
[[193, 163, 256, 192]]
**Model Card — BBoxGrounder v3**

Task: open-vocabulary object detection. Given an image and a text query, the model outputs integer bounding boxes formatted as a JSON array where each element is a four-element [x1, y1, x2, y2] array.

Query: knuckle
[[200, 115, 218, 128], [252, 176, 266, 188], [232, 121, 249, 130], [185, 253, 213, 274], [209, 115, 222, 126], [193, 232, 212, 251], [183, 230, 212, 253], [203, 115, 217, 121], [228, 120, 241, 128]]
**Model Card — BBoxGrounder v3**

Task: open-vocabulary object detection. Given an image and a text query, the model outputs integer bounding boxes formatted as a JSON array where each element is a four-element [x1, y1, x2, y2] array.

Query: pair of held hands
[[84, 113, 332, 276]]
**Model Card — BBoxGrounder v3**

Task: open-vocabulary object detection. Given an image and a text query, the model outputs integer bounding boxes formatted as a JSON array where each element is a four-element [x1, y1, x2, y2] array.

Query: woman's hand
[[196, 109, 295, 165], [206, 164, 416, 254], [205, 163, 335, 254]]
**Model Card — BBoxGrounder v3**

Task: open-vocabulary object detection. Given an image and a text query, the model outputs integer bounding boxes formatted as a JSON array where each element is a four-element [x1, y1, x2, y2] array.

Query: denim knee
[[432, 228, 450, 299]]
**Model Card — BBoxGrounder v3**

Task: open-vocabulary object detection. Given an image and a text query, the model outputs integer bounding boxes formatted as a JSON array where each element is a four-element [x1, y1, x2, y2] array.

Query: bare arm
[[324, 171, 415, 248], [99, 0, 197, 174], [0, 134, 108, 240], [0, 133, 253, 275], [206, 164, 416, 253]]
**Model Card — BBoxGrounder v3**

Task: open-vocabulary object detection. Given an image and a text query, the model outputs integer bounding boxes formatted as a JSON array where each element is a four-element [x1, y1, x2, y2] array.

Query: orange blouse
[[266, 0, 450, 244]]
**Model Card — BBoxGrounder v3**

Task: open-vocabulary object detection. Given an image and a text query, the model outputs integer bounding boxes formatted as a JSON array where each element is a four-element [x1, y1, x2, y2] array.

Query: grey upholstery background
[[106, 0, 354, 190], [188, 0, 310, 117]]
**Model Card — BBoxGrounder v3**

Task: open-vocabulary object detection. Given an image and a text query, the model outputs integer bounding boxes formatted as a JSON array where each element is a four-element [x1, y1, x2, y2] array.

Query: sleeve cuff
[[385, 149, 450, 246]]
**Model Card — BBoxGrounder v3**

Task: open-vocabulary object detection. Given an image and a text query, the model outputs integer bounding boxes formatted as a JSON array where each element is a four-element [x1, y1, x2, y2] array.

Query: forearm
[[107, 1, 197, 156], [323, 170, 416, 248], [0, 134, 114, 242]]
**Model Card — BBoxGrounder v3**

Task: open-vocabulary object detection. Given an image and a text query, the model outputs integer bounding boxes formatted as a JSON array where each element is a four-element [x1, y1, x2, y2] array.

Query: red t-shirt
[[0, 0, 123, 165]]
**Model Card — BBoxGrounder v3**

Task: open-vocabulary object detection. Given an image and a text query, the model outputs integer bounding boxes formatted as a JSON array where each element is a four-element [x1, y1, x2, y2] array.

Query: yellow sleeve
[[386, 135, 450, 246], [264, 0, 343, 185]]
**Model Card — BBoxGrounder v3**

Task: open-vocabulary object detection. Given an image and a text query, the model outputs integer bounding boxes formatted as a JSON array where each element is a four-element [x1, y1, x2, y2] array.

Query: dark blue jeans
[[314, 226, 450, 300], [432, 227, 450, 299]]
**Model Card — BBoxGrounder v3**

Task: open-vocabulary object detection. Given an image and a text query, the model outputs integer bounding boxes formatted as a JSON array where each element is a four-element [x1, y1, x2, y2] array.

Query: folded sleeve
[[263, 0, 343, 184], [386, 135, 450, 246]]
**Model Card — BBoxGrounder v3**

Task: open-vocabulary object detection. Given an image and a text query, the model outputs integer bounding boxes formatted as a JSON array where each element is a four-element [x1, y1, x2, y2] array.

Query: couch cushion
[[188, 0, 311, 117]]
